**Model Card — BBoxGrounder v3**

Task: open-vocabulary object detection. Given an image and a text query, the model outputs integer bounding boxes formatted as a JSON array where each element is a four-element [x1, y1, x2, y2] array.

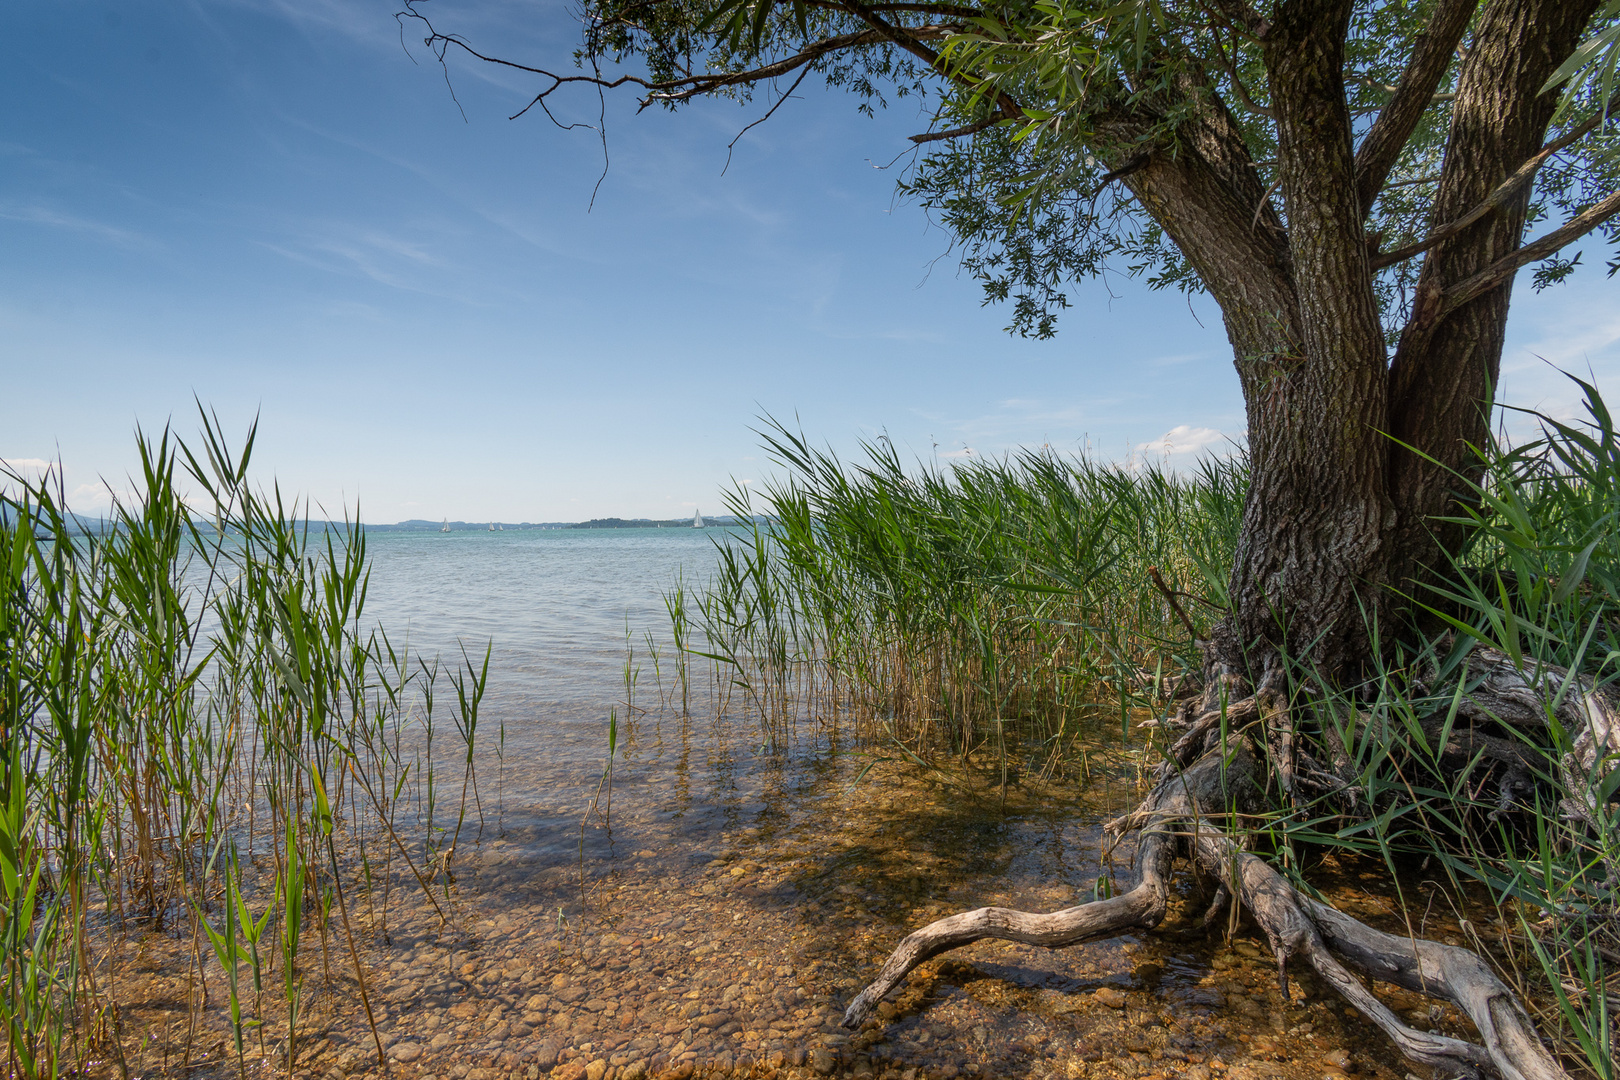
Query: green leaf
[[1554, 537, 1601, 603]]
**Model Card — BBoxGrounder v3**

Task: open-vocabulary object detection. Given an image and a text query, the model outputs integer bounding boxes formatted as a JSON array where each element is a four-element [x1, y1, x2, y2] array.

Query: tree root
[[840, 743, 1248, 1029], [842, 717, 1576, 1080]]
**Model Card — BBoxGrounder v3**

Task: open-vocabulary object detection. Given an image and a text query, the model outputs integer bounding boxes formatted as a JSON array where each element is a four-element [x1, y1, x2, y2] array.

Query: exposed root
[[842, 666, 1599, 1080], [1193, 820, 1564, 1080], [840, 746, 1249, 1027], [1453, 648, 1619, 879]]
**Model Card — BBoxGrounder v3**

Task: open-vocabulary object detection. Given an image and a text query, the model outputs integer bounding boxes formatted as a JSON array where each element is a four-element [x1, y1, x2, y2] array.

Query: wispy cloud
[[256, 221, 489, 301], [0, 202, 154, 249]]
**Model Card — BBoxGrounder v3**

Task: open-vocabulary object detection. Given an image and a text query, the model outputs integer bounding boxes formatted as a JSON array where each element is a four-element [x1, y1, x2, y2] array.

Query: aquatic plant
[[0, 408, 480, 1076], [680, 420, 1239, 758]]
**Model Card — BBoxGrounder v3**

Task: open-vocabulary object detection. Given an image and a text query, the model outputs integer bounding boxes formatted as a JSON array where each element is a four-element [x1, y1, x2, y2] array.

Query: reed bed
[[1, 413, 483, 1080], [677, 420, 1246, 759]]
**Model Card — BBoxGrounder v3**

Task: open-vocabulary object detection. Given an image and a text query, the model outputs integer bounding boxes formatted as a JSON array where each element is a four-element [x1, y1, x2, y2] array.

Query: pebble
[[106, 750, 1430, 1080], [389, 1043, 423, 1063]]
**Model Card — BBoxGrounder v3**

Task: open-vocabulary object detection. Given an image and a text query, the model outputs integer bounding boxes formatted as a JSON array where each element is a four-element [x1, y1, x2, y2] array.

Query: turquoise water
[[358, 526, 770, 861], [362, 526, 736, 728]]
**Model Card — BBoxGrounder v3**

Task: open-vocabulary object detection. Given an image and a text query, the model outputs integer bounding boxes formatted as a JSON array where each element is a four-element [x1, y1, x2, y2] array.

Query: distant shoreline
[[25, 515, 763, 536], [381, 516, 759, 532]]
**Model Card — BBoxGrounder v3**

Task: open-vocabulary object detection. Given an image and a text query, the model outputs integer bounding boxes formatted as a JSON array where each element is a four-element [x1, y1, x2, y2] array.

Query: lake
[[361, 525, 734, 731]]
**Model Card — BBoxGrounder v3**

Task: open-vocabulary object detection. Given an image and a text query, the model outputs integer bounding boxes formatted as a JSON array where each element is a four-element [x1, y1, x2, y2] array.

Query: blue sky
[[3, 1, 1616, 522]]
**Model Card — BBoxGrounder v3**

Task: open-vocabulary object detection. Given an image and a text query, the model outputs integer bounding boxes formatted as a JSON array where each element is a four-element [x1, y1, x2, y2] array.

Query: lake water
[[352, 525, 1150, 884], [361, 526, 735, 731]]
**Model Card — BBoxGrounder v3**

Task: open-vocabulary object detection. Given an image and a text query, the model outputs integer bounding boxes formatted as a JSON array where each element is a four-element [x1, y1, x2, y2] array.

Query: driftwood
[[844, 651, 1620, 1080]]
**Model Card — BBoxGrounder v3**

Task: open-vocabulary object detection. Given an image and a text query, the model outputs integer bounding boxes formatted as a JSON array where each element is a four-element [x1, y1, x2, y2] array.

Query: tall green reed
[[680, 419, 1244, 758], [0, 408, 482, 1076]]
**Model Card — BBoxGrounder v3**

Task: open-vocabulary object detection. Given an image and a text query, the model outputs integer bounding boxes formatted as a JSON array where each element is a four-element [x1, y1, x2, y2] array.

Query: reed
[[0, 408, 480, 1077], [681, 419, 1244, 758]]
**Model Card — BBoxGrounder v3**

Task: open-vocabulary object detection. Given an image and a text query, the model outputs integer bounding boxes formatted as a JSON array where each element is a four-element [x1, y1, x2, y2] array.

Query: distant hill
[[382, 516, 761, 531], [385, 519, 574, 531], [567, 516, 760, 529], [29, 515, 764, 536], [571, 517, 689, 529]]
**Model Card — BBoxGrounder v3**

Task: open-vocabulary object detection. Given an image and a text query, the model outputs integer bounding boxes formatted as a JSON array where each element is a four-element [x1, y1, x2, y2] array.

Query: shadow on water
[[356, 704, 1467, 1080]]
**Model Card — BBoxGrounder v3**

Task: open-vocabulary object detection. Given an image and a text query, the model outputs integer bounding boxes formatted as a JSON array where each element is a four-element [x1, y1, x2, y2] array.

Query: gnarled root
[[1456, 647, 1620, 850], [840, 743, 1251, 1027], [1195, 825, 1564, 1080], [842, 732, 1571, 1080]]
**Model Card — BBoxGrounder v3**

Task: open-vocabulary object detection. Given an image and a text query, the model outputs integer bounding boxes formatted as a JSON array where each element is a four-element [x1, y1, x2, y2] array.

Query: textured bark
[[1353, 0, 1478, 216], [1209, 0, 1394, 679], [1384, 0, 1604, 607]]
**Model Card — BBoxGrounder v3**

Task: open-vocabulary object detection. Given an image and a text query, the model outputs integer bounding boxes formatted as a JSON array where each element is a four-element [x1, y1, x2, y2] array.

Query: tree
[[399, 2, 1619, 1076]]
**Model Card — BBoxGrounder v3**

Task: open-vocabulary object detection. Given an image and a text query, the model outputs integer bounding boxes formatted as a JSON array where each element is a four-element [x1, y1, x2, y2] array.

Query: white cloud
[[1134, 424, 1228, 460]]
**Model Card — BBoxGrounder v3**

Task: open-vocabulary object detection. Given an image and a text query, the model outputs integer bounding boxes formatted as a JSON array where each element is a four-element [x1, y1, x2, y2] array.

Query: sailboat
[[692, 508, 705, 528], [440, 518, 450, 533], [488, 521, 497, 532]]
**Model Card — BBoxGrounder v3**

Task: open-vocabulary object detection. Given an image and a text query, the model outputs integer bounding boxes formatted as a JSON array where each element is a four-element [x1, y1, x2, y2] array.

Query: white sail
[[692, 508, 705, 528], [441, 517, 450, 533]]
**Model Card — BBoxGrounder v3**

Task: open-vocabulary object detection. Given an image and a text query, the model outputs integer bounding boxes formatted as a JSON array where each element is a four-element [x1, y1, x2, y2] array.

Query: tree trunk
[[1384, 0, 1603, 609], [1176, 0, 1396, 681], [1139, 0, 1603, 678]]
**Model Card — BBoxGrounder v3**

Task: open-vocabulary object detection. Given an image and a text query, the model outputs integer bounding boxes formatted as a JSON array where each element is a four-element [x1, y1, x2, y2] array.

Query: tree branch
[[1371, 112, 1605, 269], [1201, 0, 1272, 40], [724, 65, 815, 173], [836, 0, 1029, 127], [909, 112, 1006, 143], [1353, 0, 1478, 215], [1440, 185, 1620, 313], [403, 1, 959, 115], [1207, 30, 1274, 117], [801, 0, 984, 14]]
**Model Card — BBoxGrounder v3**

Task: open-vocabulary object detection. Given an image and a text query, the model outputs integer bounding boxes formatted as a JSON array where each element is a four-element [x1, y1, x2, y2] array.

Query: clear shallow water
[[137, 530, 1431, 1079], [358, 526, 784, 863]]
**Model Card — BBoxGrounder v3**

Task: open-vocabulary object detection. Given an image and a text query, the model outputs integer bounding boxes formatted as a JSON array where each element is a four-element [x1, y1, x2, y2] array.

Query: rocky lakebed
[[106, 729, 1496, 1080]]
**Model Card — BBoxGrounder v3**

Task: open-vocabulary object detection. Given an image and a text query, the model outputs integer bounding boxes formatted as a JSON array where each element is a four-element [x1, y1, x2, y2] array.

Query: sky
[[2, 1, 1617, 523]]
